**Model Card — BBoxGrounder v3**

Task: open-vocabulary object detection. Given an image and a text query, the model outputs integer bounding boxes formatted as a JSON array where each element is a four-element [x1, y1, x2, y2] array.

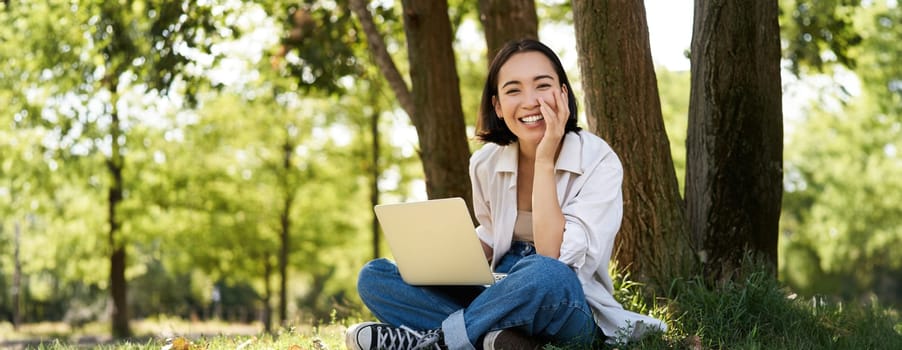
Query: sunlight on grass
[[3, 269, 901, 350], [0, 319, 344, 350]]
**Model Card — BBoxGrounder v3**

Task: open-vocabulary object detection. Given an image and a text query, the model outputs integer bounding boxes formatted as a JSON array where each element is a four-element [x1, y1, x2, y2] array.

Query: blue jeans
[[357, 242, 600, 350]]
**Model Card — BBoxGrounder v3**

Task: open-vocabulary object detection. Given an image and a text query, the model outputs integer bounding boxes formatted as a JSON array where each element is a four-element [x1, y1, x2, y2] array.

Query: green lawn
[[3, 269, 901, 349]]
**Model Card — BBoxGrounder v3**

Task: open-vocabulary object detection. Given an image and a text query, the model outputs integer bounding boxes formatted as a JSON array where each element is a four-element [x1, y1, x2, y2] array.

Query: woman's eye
[[537, 84, 551, 89], [505, 89, 520, 95]]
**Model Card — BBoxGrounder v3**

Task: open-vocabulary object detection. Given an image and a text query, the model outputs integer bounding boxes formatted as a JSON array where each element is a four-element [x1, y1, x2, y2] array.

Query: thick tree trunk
[[108, 95, 131, 338], [400, 0, 472, 203], [687, 0, 783, 280], [573, 0, 694, 288], [478, 0, 538, 61]]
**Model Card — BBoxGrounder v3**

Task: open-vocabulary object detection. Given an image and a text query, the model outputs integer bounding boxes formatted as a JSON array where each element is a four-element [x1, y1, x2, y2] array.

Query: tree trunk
[[478, 0, 538, 62], [278, 140, 295, 325], [687, 0, 783, 281], [573, 0, 694, 288], [262, 253, 273, 333], [12, 221, 21, 330], [371, 105, 381, 259], [400, 0, 472, 203], [108, 92, 131, 338]]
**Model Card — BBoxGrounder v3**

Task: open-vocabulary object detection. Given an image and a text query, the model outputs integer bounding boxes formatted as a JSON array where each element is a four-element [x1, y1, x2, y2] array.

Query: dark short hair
[[476, 39, 580, 145]]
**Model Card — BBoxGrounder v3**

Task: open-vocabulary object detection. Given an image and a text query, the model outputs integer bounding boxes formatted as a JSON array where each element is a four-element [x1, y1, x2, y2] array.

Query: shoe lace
[[373, 324, 442, 350]]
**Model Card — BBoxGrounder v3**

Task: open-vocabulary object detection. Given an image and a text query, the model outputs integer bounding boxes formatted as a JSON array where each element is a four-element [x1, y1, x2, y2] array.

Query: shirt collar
[[496, 132, 583, 175]]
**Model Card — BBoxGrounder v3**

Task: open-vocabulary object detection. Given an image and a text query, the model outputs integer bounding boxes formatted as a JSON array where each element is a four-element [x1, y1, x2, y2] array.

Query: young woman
[[346, 39, 666, 350]]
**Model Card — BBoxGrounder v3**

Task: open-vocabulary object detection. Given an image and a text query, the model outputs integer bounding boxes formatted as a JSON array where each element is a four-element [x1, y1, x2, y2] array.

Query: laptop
[[374, 197, 506, 286]]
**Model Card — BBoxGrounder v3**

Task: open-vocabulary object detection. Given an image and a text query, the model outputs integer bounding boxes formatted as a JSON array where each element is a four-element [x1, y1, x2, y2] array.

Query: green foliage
[[271, 0, 362, 93], [780, 1, 902, 307], [0, 0, 419, 326], [854, 1, 902, 115], [655, 68, 690, 195], [782, 0, 863, 75]]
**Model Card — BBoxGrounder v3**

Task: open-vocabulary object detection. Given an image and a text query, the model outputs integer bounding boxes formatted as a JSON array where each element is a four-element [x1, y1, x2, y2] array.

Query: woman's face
[[493, 51, 566, 147]]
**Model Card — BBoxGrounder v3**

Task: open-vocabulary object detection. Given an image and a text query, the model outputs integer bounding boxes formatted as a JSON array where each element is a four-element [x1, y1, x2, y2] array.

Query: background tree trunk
[[12, 221, 21, 330], [107, 91, 131, 338], [262, 254, 273, 333], [278, 139, 296, 325], [349, 0, 415, 118], [573, 0, 694, 288], [687, 0, 783, 280], [400, 0, 472, 203], [370, 105, 381, 259], [478, 0, 538, 61]]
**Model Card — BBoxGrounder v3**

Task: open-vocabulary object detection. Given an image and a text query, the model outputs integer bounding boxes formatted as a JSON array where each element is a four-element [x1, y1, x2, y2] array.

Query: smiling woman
[[345, 39, 665, 350]]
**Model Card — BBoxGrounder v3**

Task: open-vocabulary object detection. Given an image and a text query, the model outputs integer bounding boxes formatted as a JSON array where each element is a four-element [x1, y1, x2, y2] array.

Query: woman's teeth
[[520, 115, 543, 123]]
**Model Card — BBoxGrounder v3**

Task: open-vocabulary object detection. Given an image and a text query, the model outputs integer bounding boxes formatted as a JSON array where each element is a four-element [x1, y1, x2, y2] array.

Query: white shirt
[[469, 131, 667, 341]]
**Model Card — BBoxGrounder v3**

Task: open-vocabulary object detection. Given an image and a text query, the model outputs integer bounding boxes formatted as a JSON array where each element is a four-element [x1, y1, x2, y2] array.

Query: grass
[[610, 268, 902, 350], [3, 269, 901, 349]]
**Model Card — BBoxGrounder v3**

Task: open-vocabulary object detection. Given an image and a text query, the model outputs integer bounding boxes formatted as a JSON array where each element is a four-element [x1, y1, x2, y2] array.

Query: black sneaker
[[346, 321, 446, 350], [482, 329, 544, 350]]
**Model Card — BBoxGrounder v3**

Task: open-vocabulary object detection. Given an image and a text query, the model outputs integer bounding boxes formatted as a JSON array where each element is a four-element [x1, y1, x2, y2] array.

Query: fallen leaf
[[164, 337, 192, 350]]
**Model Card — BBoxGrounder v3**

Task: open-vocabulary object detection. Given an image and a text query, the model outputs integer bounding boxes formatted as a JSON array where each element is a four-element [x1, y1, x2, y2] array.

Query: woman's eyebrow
[[501, 80, 521, 89], [534, 74, 554, 82], [501, 75, 555, 89]]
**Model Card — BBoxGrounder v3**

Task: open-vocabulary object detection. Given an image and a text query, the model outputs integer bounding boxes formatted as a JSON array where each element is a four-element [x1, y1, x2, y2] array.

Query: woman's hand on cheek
[[536, 90, 568, 161]]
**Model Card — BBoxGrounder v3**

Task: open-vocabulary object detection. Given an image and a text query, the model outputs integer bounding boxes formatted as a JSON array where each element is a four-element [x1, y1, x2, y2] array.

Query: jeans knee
[[515, 255, 583, 294], [357, 258, 396, 298], [518, 255, 574, 276]]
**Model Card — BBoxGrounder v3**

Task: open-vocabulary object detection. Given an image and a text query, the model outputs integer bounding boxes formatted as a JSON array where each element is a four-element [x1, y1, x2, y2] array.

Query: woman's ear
[[561, 84, 569, 97], [492, 96, 502, 118]]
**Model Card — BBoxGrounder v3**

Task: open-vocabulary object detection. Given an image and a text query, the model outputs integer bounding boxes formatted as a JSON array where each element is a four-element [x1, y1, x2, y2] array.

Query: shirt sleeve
[[470, 151, 494, 246], [558, 155, 624, 272]]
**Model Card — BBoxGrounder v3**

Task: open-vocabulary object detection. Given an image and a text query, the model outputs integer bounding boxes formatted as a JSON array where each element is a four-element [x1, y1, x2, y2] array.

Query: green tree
[[782, 0, 863, 75], [0, 0, 236, 337], [780, 0, 902, 305]]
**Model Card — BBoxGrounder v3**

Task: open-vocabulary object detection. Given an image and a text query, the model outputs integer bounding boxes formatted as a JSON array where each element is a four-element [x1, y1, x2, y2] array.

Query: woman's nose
[[525, 90, 543, 107]]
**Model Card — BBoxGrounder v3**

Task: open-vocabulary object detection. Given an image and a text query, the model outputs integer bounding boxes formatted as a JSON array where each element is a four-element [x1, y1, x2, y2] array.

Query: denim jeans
[[357, 242, 601, 350]]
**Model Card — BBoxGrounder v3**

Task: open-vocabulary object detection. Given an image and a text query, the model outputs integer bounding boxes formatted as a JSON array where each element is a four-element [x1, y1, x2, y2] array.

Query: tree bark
[[262, 253, 273, 333], [108, 91, 132, 338], [573, 0, 694, 288], [370, 105, 381, 259], [478, 0, 538, 62], [687, 0, 783, 280], [399, 0, 472, 203], [278, 140, 295, 325], [12, 221, 21, 330]]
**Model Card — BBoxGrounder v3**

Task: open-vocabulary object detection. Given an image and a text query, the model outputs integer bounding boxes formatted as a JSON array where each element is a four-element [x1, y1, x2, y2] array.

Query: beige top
[[513, 210, 534, 242]]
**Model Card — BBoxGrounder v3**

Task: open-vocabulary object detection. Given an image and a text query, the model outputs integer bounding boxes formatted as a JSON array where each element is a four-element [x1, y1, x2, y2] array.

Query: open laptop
[[374, 197, 506, 286]]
